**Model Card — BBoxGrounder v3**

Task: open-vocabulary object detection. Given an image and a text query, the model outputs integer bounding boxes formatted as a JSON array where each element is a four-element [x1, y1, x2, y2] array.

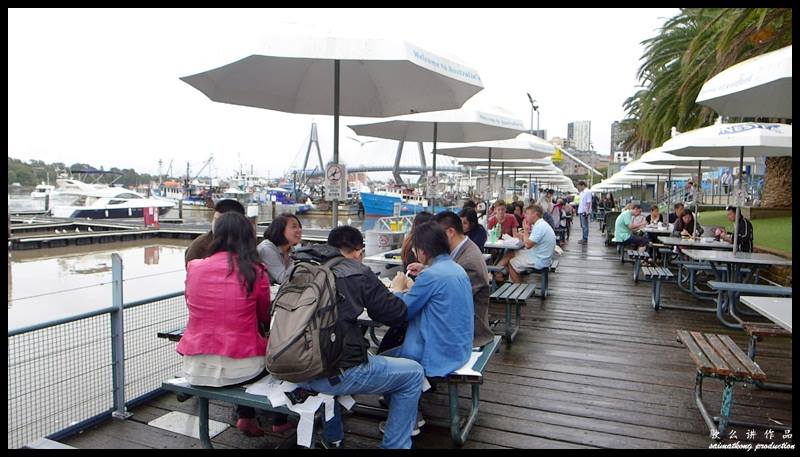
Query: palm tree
[[622, 8, 792, 205]]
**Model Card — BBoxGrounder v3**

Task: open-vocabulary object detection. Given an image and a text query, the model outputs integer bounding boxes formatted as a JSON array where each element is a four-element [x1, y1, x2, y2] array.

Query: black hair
[[327, 225, 364, 252], [673, 202, 684, 209], [631, 203, 642, 210], [264, 213, 302, 247], [412, 221, 450, 259], [214, 199, 246, 214], [208, 212, 263, 296], [412, 211, 434, 228], [458, 207, 479, 231], [726, 206, 737, 212], [577, 181, 587, 187], [433, 211, 464, 235], [462, 200, 477, 209]]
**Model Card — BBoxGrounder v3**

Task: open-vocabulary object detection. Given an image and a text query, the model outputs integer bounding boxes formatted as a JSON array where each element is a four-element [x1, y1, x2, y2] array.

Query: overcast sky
[[9, 8, 680, 179]]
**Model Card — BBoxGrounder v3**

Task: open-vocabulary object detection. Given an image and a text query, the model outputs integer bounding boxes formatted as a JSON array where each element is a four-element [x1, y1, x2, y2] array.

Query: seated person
[[389, 222, 474, 377], [487, 199, 518, 237], [496, 204, 556, 283], [459, 207, 487, 249], [291, 227, 422, 449], [512, 202, 525, 229], [668, 202, 684, 225], [645, 205, 664, 224], [257, 214, 303, 284], [715, 206, 753, 252], [462, 200, 478, 210], [613, 203, 649, 252], [400, 212, 434, 271], [407, 212, 493, 348], [184, 199, 246, 267], [178, 212, 289, 437], [672, 208, 703, 238]]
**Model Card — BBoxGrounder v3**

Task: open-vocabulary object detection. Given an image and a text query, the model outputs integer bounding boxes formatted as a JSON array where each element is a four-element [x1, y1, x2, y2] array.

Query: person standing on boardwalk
[[576, 181, 592, 244]]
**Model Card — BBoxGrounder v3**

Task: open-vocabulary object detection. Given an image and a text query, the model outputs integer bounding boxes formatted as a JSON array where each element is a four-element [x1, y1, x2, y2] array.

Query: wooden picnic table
[[364, 248, 491, 267], [739, 296, 792, 333], [657, 236, 733, 250]]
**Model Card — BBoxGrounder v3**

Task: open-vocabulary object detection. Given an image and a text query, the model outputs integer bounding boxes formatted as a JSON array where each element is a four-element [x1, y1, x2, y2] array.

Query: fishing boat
[[360, 191, 458, 216]]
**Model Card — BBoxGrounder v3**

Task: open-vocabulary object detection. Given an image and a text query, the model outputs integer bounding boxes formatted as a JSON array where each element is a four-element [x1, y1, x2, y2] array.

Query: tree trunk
[[762, 156, 791, 208]]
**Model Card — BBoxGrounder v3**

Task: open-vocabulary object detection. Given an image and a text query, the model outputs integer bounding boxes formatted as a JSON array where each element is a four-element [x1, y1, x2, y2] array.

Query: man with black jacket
[[291, 226, 423, 449]]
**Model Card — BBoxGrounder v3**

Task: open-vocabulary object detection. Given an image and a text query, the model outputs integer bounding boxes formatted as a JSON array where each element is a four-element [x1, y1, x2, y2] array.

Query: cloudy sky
[[8, 8, 680, 179]]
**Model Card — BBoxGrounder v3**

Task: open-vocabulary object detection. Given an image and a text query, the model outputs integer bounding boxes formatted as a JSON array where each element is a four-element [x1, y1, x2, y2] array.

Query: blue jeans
[[579, 213, 590, 241], [297, 354, 424, 449]]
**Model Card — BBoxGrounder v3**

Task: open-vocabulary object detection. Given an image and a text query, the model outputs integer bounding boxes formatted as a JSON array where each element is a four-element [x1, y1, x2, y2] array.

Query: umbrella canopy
[[457, 158, 554, 168], [181, 36, 483, 117], [696, 45, 792, 118], [661, 122, 792, 252], [348, 107, 525, 142], [347, 106, 525, 207], [437, 133, 555, 160], [661, 122, 792, 158], [180, 35, 484, 226]]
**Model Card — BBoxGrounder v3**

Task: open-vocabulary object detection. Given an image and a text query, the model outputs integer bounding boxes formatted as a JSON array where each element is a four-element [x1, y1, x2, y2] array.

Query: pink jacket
[[177, 251, 271, 359]]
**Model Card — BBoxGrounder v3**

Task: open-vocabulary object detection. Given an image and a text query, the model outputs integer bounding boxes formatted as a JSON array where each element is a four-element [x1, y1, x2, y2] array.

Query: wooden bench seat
[[642, 266, 674, 310], [676, 330, 767, 438], [490, 283, 537, 345], [353, 335, 502, 447], [161, 378, 322, 449], [626, 250, 650, 282], [427, 335, 502, 446]]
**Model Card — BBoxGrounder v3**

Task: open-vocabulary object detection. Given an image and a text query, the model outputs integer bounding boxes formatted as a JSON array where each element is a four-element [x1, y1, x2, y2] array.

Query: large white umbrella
[[348, 107, 525, 207], [660, 122, 792, 252], [180, 35, 484, 225], [696, 45, 792, 119], [437, 133, 554, 199]]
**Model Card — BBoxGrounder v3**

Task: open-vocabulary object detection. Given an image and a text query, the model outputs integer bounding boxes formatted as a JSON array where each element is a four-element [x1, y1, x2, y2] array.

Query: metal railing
[[7, 254, 187, 448]]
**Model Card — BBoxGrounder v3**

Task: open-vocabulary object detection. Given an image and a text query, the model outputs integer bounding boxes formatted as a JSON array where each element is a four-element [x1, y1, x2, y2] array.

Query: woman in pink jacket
[[178, 211, 290, 436]]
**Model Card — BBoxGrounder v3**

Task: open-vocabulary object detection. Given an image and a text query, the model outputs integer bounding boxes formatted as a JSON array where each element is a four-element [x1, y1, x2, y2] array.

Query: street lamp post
[[526, 93, 539, 137]]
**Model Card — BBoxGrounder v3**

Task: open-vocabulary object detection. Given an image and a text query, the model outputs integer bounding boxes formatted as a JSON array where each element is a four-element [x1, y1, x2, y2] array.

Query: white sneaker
[[378, 412, 425, 437]]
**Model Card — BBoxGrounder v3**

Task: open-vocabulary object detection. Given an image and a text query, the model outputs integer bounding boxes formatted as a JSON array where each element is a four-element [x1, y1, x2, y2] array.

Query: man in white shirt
[[576, 181, 592, 244], [504, 204, 556, 282]]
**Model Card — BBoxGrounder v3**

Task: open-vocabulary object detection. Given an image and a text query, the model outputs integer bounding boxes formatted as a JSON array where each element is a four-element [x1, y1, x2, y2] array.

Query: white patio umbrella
[[476, 163, 562, 200], [696, 45, 792, 119], [437, 133, 555, 199], [348, 107, 525, 207], [660, 122, 792, 252], [180, 35, 484, 226]]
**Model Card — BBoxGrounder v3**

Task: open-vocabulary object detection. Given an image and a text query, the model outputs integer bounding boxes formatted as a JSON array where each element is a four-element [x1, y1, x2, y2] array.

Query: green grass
[[698, 210, 792, 255]]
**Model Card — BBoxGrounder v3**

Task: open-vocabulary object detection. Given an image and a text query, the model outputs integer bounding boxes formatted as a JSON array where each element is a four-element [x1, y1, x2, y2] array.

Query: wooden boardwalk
[[62, 221, 793, 449]]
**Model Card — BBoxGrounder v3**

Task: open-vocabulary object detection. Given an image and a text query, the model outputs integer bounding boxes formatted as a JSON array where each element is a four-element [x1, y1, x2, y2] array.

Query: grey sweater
[[257, 239, 291, 285]]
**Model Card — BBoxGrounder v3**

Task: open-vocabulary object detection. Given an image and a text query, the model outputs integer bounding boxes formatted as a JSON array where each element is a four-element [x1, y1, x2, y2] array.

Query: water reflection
[[8, 239, 191, 331]]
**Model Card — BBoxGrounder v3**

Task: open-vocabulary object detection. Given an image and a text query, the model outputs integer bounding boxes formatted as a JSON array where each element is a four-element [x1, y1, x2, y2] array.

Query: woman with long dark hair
[[178, 212, 290, 437], [258, 213, 303, 284], [400, 211, 434, 271], [458, 207, 487, 249]]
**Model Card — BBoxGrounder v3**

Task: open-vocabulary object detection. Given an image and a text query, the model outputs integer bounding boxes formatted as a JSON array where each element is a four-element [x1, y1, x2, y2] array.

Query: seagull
[[87, 227, 93, 232], [75, 227, 80, 233], [346, 136, 379, 147]]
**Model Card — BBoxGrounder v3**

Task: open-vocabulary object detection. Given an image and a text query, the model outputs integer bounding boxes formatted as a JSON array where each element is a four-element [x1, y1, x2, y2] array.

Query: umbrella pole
[[528, 174, 532, 201], [431, 122, 437, 212], [656, 175, 659, 204], [696, 161, 701, 236], [487, 148, 492, 205], [732, 147, 743, 254], [332, 59, 340, 228], [514, 169, 517, 200], [667, 169, 672, 209], [501, 162, 505, 200]]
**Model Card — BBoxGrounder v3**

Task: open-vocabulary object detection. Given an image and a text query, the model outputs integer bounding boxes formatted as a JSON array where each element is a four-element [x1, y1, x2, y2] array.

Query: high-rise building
[[567, 120, 591, 151], [610, 121, 628, 153]]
